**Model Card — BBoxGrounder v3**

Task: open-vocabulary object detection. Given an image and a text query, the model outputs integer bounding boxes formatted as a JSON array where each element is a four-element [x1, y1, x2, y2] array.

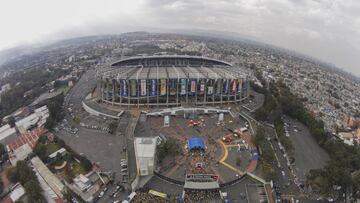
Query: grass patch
[[63, 86, 70, 96], [46, 143, 61, 156], [71, 162, 86, 175]]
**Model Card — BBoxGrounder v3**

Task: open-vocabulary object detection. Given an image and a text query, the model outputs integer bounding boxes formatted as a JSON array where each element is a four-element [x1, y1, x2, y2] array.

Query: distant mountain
[[0, 30, 358, 82]]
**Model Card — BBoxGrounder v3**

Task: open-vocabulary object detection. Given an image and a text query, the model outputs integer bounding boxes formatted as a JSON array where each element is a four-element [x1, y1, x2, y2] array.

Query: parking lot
[[283, 115, 330, 182], [59, 68, 133, 202], [56, 118, 130, 202]]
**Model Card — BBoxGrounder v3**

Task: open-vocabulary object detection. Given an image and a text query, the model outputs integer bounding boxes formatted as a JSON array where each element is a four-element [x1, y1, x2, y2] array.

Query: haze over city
[[0, 0, 359, 76]]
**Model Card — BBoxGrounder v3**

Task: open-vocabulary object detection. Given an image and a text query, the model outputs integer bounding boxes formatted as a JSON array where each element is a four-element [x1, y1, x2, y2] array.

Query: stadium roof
[[188, 137, 205, 151], [100, 55, 247, 80], [111, 55, 232, 67]]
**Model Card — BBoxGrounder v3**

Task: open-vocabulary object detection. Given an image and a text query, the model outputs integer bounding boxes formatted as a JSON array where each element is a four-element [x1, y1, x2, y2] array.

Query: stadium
[[97, 55, 249, 106]]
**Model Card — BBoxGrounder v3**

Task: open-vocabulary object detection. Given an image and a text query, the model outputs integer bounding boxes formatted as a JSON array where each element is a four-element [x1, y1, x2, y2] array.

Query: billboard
[[160, 79, 167, 96], [140, 79, 147, 96], [216, 79, 222, 95], [207, 79, 214, 95], [180, 79, 187, 95], [199, 79, 205, 96], [231, 79, 237, 95], [130, 80, 137, 97], [190, 80, 196, 95], [169, 79, 176, 96], [223, 79, 229, 94], [238, 79, 242, 93], [150, 79, 157, 96], [112, 79, 118, 97], [121, 80, 127, 96]]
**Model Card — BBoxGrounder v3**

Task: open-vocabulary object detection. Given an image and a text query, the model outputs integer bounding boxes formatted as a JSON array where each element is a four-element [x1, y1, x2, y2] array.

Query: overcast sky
[[0, 0, 359, 76]]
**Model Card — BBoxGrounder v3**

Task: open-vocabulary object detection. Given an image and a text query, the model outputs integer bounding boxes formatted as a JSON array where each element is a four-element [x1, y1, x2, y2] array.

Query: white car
[[98, 191, 104, 198]]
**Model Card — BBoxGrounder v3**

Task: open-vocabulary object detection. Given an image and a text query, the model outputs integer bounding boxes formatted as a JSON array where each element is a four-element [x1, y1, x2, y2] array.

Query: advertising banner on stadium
[[190, 80, 196, 95], [130, 80, 137, 97], [150, 79, 157, 96], [207, 86, 213, 95], [180, 79, 187, 95], [207, 79, 214, 95], [121, 80, 127, 96], [199, 79, 205, 96], [216, 79, 222, 95], [223, 79, 229, 94], [169, 79, 176, 96], [140, 79, 147, 96], [112, 79, 117, 96], [238, 79, 242, 93], [160, 79, 167, 96], [231, 79, 237, 95]]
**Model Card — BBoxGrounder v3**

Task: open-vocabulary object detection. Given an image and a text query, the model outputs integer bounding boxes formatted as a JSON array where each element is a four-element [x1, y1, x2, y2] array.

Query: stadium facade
[[98, 55, 249, 106]]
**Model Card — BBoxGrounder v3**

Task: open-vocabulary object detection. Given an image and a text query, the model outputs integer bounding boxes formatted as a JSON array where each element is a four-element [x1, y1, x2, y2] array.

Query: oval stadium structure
[[98, 55, 249, 106]]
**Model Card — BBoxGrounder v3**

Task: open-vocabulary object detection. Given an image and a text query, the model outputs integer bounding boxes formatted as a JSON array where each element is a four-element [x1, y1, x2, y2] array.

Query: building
[[31, 156, 65, 199], [0, 124, 17, 144], [73, 174, 92, 192], [15, 105, 49, 134], [98, 55, 249, 106], [338, 132, 354, 146], [134, 137, 157, 176], [48, 148, 67, 159], [35, 166, 64, 203], [7, 127, 47, 165]]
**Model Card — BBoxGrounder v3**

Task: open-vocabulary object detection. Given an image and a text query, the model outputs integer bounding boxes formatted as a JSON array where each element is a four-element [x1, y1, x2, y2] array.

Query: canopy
[[188, 137, 205, 151]]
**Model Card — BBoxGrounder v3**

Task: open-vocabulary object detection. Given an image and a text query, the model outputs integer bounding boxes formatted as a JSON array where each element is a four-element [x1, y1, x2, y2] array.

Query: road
[[239, 93, 330, 202]]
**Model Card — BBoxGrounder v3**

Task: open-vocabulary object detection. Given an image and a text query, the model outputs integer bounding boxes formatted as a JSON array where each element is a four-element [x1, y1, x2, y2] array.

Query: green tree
[[33, 144, 48, 162], [24, 180, 45, 203], [108, 121, 118, 134]]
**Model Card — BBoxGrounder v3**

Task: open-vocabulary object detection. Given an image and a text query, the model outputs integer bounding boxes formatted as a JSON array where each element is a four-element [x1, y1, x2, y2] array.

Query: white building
[[15, 105, 49, 134], [48, 147, 67, 159], [31, 156, 65, 198], [15, 113, 39, 134], [0, 124, 17, 143], [134, 137, 157, 176], [34, 105, 50, 126], [9, 183, 25, 202], [0, 83, 11, 94], [73, 174, 92, 191], [8, 144, 33, 165]]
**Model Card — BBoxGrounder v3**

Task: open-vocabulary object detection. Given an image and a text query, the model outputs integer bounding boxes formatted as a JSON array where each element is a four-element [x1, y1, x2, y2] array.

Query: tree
[[79, 156, 93, 172], [44, 94, 64, 129], [7, 160, 45, 201], [0, 178, 3, 194], [8, 116, 16, 128], [156, 138, 180, 163], [236, 157, 242, 166], [24, 180, 45, 203], [33, 144, 48, 162], [108, 121, 118, 134]]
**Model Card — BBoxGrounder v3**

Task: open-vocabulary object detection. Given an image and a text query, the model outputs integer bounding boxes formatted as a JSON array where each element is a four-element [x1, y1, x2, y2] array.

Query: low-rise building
[[73, 174, 92, 192], [134, 137, 157, 176], [15, 106, 49, 134], [7, 127, 47, 165], [31, 156, 65, 199], [338, 132, 355, 146], [48, 148, 67, 159], [0, 124, 17, 144]]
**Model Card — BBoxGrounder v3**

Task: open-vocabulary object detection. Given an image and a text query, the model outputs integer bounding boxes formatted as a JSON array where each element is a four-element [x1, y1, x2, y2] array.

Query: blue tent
[[188, 137, 205, 151]]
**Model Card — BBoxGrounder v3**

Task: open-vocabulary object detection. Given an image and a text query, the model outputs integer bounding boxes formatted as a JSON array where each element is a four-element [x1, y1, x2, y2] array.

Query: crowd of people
[[183, 189, 221, 203], [131, 192, 167, 203]]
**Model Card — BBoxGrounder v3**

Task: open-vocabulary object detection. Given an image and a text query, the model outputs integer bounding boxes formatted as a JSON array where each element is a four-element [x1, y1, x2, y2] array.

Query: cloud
[[0, 0, 359, 76]]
